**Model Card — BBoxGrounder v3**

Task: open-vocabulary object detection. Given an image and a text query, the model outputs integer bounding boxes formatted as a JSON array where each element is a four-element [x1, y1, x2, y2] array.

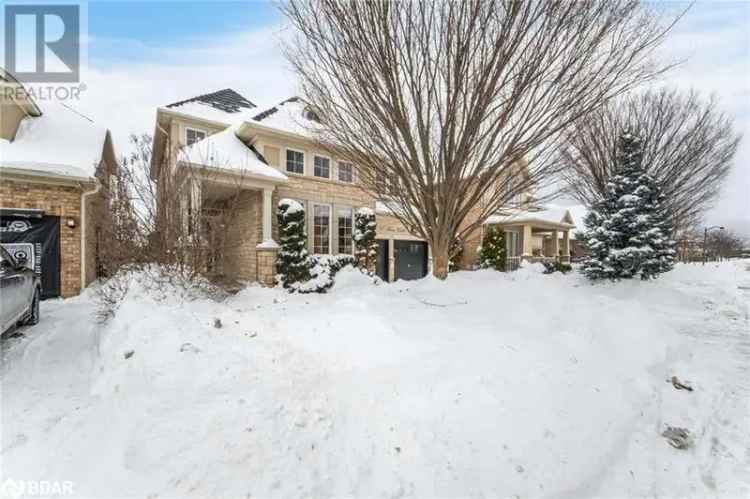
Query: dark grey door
[[394, 241, 427, 281], [376, 239, 389, 281]]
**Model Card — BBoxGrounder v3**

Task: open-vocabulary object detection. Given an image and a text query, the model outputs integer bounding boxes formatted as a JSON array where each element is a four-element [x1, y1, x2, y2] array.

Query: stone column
[[552, 230, 560, 260], [256, 244, 279, 286], [521, 224, 533, 259], [388, 238, 395, 282], [261, 188, 273, 243], [562, 229, 570, 263]]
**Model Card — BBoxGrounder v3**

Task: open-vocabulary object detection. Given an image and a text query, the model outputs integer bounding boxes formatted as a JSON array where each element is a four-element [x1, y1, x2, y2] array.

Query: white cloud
[[73, 24, 296, 156]]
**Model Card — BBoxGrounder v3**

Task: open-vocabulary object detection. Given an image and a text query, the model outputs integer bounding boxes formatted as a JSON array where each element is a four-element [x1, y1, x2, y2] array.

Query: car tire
[[26, 287, 40, 326]]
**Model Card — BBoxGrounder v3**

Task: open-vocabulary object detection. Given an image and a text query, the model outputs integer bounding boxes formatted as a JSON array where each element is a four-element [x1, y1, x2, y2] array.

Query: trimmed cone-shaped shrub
[[276, 199, 311, 287], [354, 207, 377, 272]]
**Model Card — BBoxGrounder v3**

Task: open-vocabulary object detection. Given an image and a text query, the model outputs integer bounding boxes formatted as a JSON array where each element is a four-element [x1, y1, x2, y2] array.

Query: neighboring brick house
[[0, 69, 116, 298], [150, 89, 576, 284]]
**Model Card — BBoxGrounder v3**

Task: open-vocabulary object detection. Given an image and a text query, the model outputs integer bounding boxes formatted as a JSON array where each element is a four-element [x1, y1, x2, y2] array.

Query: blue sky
[[88, 1, 282, 63]]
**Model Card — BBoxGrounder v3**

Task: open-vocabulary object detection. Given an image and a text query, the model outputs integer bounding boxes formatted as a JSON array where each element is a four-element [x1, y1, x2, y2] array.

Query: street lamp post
[[703, 226, 725, 265]]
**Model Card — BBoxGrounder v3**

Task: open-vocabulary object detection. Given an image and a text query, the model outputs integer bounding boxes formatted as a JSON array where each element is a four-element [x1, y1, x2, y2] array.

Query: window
[[286, 149, 305, 174], [313, 204, 331, 254], [314, 156, 330, 179], [337, 208, 353, 254], [185, 128, 206, 146], [338, 162, 353, 183]]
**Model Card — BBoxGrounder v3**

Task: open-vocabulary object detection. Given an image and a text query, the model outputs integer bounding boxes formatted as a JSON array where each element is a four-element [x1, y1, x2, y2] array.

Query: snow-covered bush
[[289, 254, 356, 293], [580, 131, 675, 280], [542, 260, 573, 274], [354, 207, 378, 272], [276, 199, 312, 288], [478, 227, 506, 270]]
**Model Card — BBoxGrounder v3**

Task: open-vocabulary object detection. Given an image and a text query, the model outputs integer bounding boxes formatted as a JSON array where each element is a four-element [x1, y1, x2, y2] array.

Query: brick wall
[[222, 190, 263, 281], [0, 178, 83, 297]]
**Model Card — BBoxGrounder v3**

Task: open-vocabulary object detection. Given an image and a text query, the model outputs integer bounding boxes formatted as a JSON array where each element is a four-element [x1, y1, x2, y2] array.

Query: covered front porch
[[484, 207, 576, 270]]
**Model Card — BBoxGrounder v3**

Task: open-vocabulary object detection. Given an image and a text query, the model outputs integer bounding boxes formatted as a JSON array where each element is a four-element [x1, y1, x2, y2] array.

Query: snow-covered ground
[[1, 262, 748, 498]]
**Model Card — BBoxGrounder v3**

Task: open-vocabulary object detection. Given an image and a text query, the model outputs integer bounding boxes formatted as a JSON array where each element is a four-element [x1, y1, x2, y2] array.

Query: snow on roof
[[0, 102, 108, 180], [178, 126, 287, 182], [162, 101, 259, 127], [252, 97, 323, 138], [485, 206, 575, 228]]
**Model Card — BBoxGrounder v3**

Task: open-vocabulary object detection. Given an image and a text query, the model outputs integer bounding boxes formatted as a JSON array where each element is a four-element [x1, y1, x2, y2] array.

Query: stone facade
[[0, 177, 100, 298], [222, 190, 263, 281]]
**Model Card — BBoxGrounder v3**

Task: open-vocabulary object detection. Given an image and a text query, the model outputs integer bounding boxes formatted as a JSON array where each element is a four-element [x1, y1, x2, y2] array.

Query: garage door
[[0, 209, 61, 298], [394, 240, 427, 281]]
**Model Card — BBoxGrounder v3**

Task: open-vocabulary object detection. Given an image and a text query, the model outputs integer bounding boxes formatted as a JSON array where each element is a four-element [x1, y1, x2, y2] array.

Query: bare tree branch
[[559, 87, 740, 233], [281, 0, 679, 278]]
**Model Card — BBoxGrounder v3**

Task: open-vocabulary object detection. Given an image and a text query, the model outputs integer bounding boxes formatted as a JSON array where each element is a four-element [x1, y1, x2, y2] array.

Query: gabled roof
[[178, 126, 287, 183], [485, 206, 576, 229], [167, 88, 255, 114], [250, 97, 322, 138]]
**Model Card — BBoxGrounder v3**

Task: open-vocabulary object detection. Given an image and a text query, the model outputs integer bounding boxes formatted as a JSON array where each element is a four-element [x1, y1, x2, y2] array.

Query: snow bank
[[2, 261, 748, 498]]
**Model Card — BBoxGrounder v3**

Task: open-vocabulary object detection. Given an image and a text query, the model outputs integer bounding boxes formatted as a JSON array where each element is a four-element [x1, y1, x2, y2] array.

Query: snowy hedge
[[288, 254, 356, 294]]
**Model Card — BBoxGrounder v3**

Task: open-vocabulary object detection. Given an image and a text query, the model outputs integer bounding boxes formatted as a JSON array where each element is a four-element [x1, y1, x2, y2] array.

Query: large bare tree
[[282, 0, 678, 278], [560, 88, 740, 233]]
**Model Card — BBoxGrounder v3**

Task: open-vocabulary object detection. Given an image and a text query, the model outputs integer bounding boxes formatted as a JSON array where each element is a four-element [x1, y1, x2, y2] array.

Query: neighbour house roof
[[167, 88, 256, 114], [0, 101, 111, 181], [485, 206, 576, 230], [179, 126, 287, 182]]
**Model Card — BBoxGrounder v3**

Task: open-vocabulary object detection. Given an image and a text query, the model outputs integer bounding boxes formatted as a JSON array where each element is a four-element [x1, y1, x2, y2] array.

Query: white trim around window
[[185, 127, 207, 146], [336, 206, 354, 255], [313, 154, 331, 179], [285, 147, 306, 175], [337, 161, 354, 183], [311, 202, 332, 254]]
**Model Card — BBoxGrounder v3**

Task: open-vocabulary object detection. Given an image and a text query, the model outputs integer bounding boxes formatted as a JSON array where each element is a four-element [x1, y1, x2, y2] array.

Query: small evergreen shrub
[[354, 208, 378, 272], [276, 199, 311, 288], [478, 227, 506, 270]]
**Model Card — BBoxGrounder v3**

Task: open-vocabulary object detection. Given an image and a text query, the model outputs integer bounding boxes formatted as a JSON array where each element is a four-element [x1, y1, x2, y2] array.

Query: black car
[[0, 245, 41, 335]]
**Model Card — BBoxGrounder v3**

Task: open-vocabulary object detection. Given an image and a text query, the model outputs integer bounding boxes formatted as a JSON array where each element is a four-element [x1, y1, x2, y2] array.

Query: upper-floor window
[[338, 162, 353, 183], [286, 149, 305, 174], [185, 127, 206, 146], [314, 156, 330, 179]]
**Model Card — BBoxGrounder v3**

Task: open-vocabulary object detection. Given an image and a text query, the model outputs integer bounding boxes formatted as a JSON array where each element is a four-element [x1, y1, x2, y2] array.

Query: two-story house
[[150, 89, 575, 284]]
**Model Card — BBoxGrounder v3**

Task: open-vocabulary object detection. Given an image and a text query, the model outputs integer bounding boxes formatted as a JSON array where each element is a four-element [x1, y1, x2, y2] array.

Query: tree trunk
[[431, 240, 450, 280]]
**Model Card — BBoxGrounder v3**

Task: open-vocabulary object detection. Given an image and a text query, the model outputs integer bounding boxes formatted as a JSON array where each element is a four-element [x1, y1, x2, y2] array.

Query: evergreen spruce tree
[[276, 199, 311, 287], [353, 208, 377, 272], [477, 227, 507, 271], [580, 131, 675, 280]]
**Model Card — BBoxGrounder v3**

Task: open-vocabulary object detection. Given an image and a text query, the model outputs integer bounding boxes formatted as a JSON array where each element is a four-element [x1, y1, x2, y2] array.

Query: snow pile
[[2, 261, 749, 498]]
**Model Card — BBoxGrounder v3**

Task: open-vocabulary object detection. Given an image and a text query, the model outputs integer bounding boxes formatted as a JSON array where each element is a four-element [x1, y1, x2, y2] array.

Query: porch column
[[552, 230, 560, 260], [388, 238, 395, 282], [262, 188, 273, 242], [521, 224, 533, 258], [562, 229, 570, 262]]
